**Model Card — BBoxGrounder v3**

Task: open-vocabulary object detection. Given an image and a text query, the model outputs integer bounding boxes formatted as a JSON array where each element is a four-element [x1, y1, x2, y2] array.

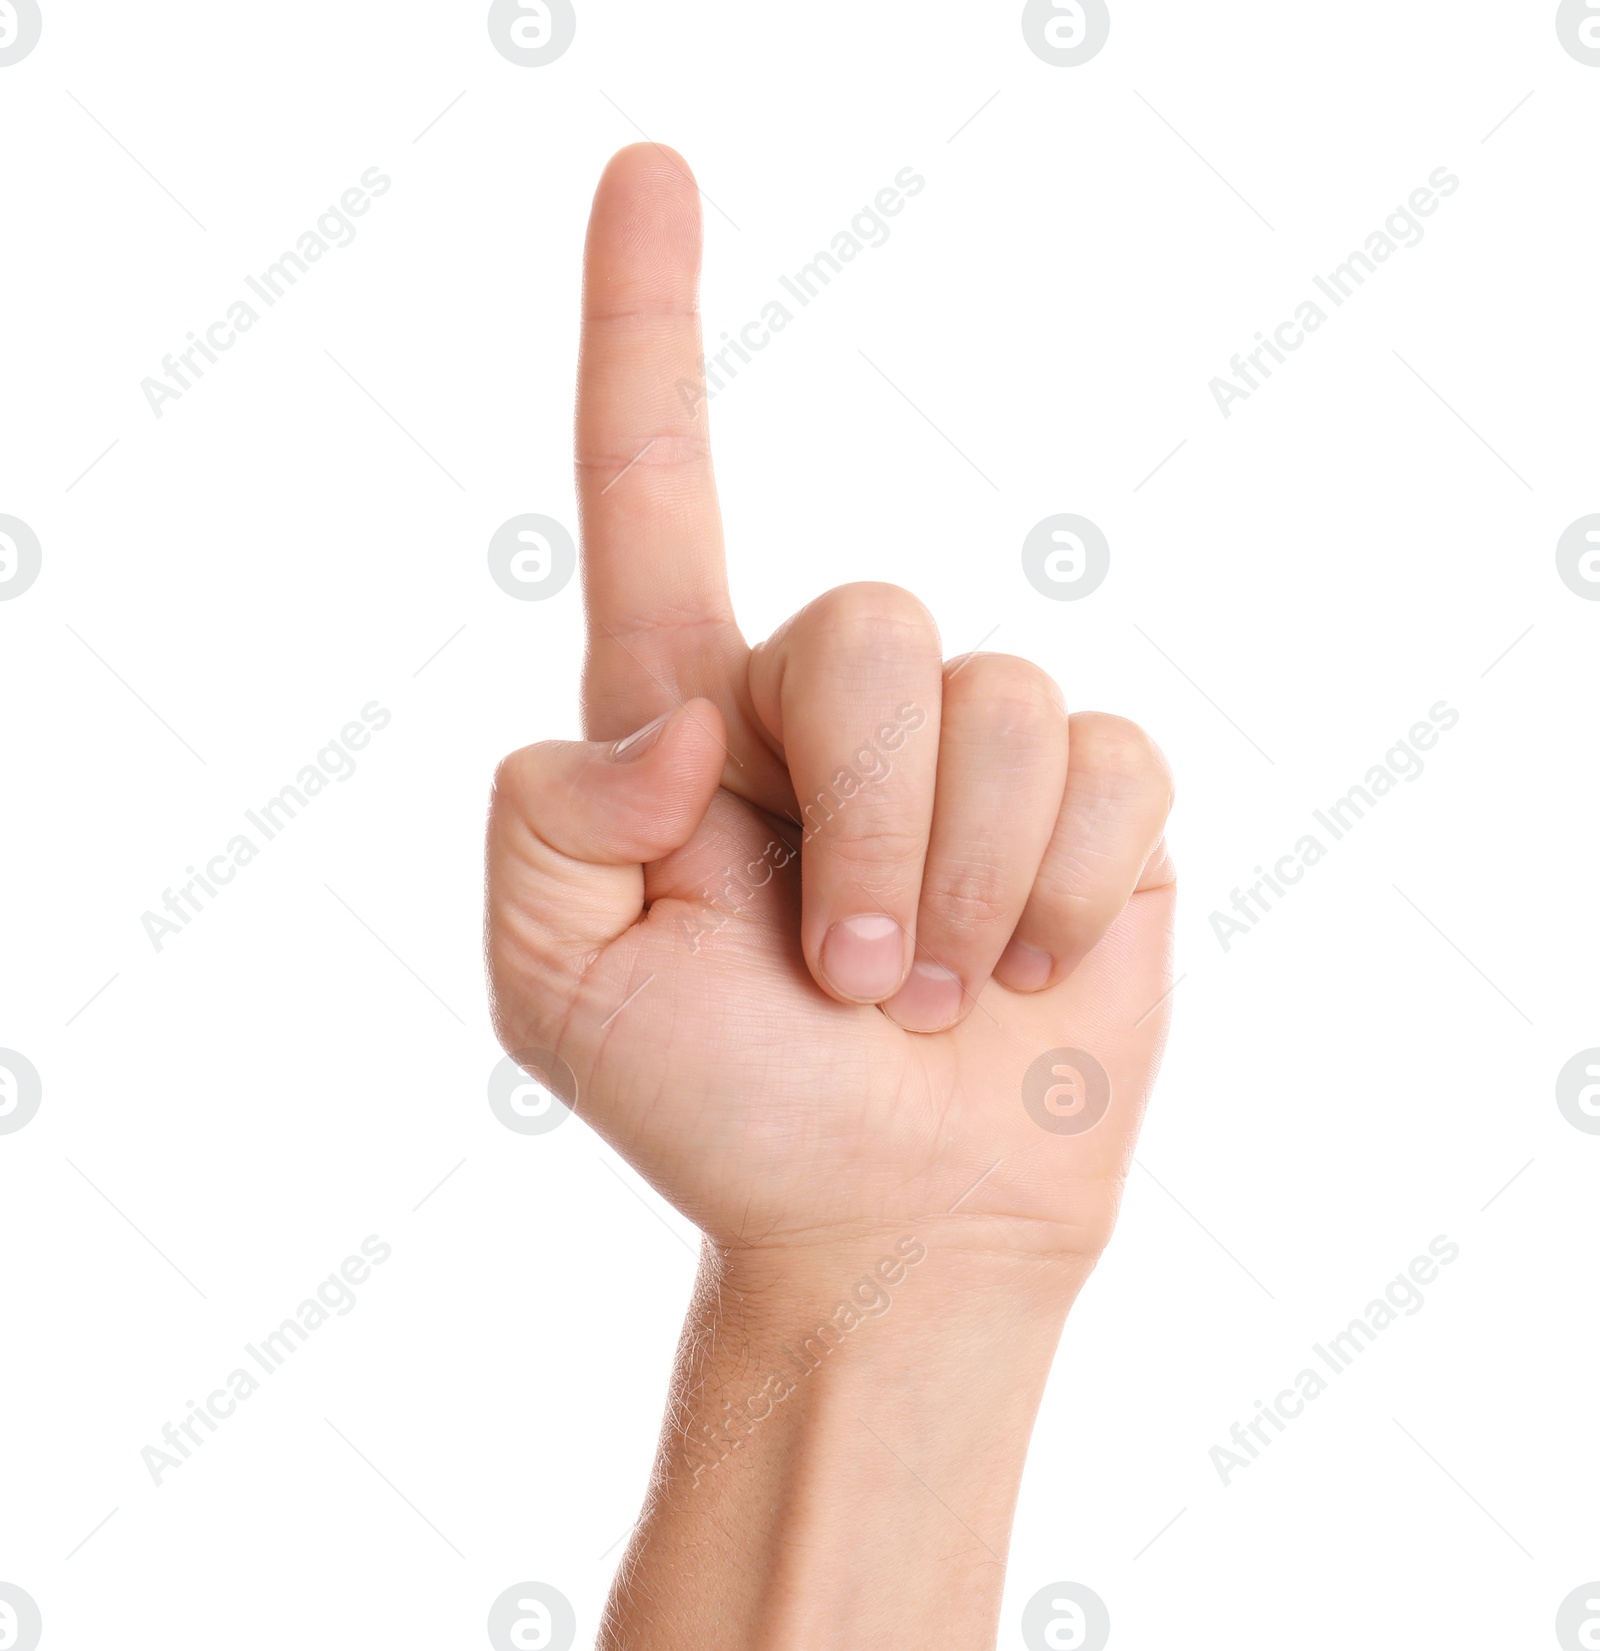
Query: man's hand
[[486, 146, 1174, 1265], [484, 145, 1176, 1648]]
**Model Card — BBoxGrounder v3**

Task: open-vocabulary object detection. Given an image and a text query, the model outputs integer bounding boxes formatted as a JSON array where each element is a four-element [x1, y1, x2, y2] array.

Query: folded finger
[[994, 712, 1175, 991], [883, 654, 1067, 1032], [747, 583, 943, 1005]]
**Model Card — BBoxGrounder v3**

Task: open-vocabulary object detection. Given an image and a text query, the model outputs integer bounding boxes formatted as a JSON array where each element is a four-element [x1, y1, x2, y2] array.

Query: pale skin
[[486, 145, 1176, 1649]]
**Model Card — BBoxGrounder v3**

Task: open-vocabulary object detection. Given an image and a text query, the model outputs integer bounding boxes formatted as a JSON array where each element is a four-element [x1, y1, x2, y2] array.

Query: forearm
[[599, 1230, 1092, 1650]]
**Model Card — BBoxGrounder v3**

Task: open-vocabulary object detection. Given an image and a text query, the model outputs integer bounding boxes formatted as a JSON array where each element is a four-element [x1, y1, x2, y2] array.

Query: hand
[[485, 144, 1175, 1271]]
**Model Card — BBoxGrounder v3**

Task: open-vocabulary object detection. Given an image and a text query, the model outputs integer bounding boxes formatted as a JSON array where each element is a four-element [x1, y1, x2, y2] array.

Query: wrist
[[600, 1229, 1090, 1649], [680, 1227, 1087, 1482]]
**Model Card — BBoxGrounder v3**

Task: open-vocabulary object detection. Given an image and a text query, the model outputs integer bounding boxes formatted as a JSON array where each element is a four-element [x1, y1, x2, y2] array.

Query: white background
[[2, 2, 1597, 1647]]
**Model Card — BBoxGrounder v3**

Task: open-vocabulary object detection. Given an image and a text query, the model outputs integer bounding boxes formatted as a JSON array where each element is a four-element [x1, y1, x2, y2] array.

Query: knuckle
[[1033, 846, 1116, 914], [921, 858, 1013, 932], [1141, 837, 1178, 892], [490, 746, 539, 808], [946, 654, 1066, 734], [819, 818, 927, 892], [807, 581, 940, 650], [575, 432, 713, 474], [490, 742, 574, 818], [1069, 713, 1174, 806]]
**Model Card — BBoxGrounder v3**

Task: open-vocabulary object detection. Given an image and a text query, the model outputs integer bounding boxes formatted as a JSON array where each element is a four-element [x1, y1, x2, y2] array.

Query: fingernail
[[996, 937, 1053, 992], [610, 711, 671, 762], [885, 961, 964, 1033], [821, 914, 904, 1002]]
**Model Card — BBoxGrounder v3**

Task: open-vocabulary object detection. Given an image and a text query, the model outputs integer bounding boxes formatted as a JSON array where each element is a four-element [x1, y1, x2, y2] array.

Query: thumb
[[487, 699, 726, 1010]]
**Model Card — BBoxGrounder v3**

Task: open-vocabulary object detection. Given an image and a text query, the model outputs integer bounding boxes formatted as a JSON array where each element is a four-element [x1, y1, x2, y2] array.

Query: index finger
[[577, 144, 734, 737]]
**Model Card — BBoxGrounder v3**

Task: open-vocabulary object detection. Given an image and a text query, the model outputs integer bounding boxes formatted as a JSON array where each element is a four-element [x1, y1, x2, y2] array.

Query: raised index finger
[[577, 145, 734, 738]]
